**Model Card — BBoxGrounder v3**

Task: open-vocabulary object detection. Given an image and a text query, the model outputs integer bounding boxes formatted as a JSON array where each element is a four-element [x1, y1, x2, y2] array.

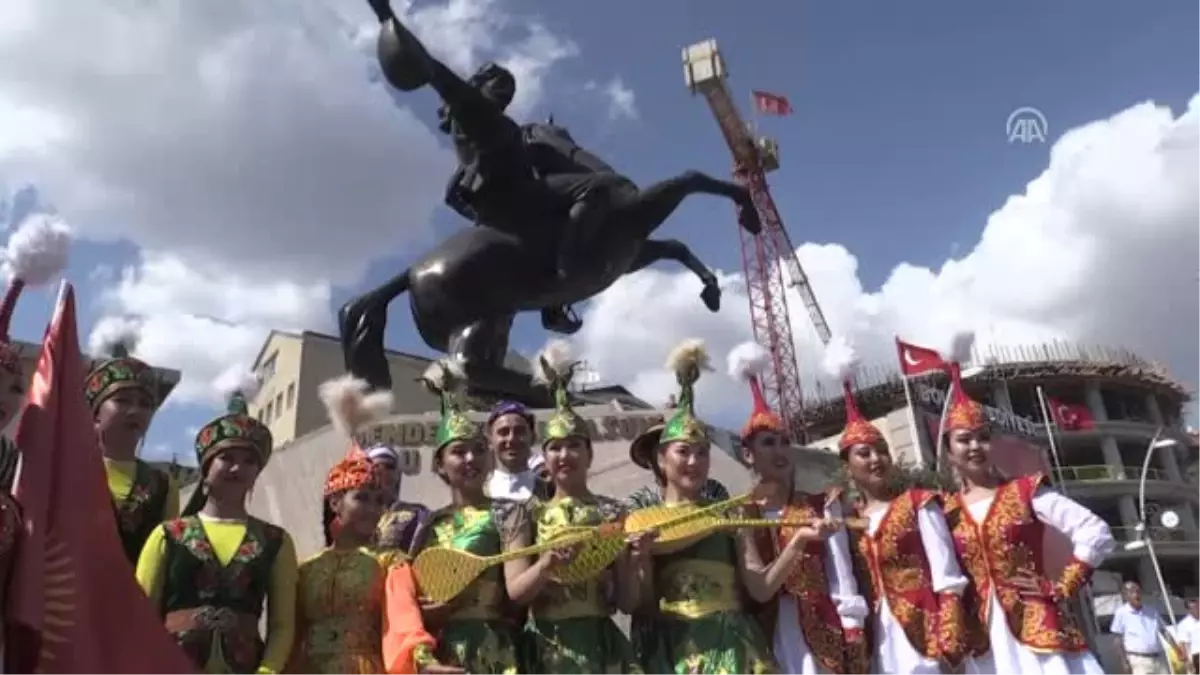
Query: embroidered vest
[[751, 492, 849, 674], [853, 488, 942, 659], [945, 474, 1089, 653], [113, 460, 170, 566], [160, 516, 284, 673]]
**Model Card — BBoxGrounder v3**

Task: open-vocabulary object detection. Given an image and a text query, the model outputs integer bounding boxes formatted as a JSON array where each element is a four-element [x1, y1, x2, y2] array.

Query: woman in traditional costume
[[937, 334, 1113, 675], [632, 338, 784, 675], [136, 378, 297, 675], [828, 338, 969, 674], [87, 336, 179, 566], [500, 341, 646, 674], [409, 358, 522, 674], [290, 375, 460, 675], [731, 341, 869, 675], [0, 216, 69, 672]]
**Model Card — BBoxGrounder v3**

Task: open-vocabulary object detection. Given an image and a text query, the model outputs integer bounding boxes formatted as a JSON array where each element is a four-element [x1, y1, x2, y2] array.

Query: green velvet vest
[[113, 460, 170, 566]]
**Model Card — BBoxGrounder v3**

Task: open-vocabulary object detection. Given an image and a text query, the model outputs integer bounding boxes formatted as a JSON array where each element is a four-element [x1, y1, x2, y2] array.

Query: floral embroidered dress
[[520, 495, 641, 674], [106, 457, 178, 565], [412, 503, 521, 674], [639, 501, 779, 675], [945, 474, 1113, 675], [137, 515, 298, 674], [289, 547, 388, 674], [850, 489, 969, 675]]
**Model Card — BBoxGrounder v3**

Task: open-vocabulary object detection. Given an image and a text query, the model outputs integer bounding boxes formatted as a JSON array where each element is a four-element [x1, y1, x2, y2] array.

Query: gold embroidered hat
[[940, 331, 986, 433], [727, 341, 788, 442], [821, 336, 885, 455], [194, 373, 272, 469], [658, 339, 712, 447], [0, 215, 71, 377], [531, 340, 589, 445], [85, 338, 160, 412], [419, 357, 480, 450]]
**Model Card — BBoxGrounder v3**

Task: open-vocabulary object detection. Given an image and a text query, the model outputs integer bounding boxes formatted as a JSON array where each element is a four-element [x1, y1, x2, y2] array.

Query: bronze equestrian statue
[[340, 0, 763, 392]]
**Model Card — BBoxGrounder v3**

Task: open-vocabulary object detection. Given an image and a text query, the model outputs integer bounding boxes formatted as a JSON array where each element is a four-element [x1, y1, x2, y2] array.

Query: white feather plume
[[319, 374, 394, 439], [531, 339, 575, 386], [421, 355, 466, 394], [87, 316, 141, 359], [821, 334, 860, 382], [214, 368, 262, 402], [4, 213, 71, 286], [726, 341, 770, 382], [939, 330, 976, 364], [666, 338, 712, 375]]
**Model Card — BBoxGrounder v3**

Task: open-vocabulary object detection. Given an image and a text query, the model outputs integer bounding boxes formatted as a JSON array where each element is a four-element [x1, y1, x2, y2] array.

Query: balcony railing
[[1110, 525, 1195, 546], [1055, 464, 1170, 483]]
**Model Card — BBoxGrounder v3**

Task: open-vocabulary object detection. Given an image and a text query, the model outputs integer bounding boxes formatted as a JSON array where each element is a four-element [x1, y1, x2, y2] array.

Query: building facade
[[804, 341, 1198, 628]]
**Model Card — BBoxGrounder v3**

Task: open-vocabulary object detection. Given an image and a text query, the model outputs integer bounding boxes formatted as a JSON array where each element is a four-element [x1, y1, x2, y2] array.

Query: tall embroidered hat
[[85, 331, 159, 412], [531, 339, 588, 445], [822, 336, 884, 454], [941, 330, 986, 433], [727, 341, 788, 442], [658, 339, 712, 447], [0, 215, 71, 376], [194, 372, 273, 469], [318, 374, 395, 497], [419, 357, 479, 450]]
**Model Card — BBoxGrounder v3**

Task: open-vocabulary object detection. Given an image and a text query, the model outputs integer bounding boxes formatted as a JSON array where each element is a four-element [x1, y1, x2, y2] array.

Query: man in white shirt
[[1111, 580, 1168, 674], [484, 401, 551, 501], [1174, 598, 1200, 674]]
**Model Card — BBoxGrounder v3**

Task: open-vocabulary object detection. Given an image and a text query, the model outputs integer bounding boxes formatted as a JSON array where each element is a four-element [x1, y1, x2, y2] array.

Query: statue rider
[[439, 62, 637, 335]]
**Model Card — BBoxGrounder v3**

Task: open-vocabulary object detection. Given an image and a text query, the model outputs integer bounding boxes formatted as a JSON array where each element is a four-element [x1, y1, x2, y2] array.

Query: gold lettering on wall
[[356, 413, 666, 449]]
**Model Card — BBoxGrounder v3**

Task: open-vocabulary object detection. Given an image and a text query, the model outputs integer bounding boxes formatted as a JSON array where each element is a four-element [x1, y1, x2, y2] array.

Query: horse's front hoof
[[737, 202, 762, 235], [377, 19, 432, 92], [700, 283, 721, 312]]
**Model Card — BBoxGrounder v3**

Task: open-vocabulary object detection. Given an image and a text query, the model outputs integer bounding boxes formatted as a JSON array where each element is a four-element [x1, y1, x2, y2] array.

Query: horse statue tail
[[338, 267, 413, 392]]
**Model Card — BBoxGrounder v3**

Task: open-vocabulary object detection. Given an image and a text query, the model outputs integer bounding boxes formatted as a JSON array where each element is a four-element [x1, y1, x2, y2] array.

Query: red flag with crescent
[[895, 337, 949, 377], [7, 282, 195, 674], [1046, 397, 1096, 431]]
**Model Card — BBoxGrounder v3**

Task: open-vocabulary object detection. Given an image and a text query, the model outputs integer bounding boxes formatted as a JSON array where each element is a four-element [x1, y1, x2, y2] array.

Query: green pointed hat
[[660, 339, 711, 446], [194, 374, 273, 469], [532, 340, 589, 445], [420, 357, 479, 449]]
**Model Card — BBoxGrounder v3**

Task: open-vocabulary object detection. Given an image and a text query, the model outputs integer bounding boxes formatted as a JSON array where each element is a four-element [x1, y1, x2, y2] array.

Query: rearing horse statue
[[340, 2, 763, 393]]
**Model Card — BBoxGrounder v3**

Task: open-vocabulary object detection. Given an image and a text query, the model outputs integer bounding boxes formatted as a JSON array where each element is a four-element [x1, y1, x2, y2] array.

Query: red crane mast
[[682, 39, 833, 443]]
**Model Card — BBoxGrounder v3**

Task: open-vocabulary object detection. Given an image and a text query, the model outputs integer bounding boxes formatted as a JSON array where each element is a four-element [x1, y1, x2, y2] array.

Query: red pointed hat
[[821, 337, 885, 454], [942, 330, 986, 433], [727, 342, 788, 442], [0, 215, 71, 375], [318, 373, 396, 496]]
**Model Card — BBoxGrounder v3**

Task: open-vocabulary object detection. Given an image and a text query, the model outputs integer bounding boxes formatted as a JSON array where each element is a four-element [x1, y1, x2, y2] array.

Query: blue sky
[[2, 0, 1196, 464]]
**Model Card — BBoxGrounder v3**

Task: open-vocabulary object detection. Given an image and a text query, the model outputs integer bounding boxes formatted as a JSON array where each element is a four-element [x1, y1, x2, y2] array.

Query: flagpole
[[934, 378, 953, 472], [1034, 385, 1069, 488]]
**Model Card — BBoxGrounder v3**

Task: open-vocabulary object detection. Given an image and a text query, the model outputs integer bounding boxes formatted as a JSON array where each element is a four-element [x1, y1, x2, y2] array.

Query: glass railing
[[1054, 464, 1170, 483]]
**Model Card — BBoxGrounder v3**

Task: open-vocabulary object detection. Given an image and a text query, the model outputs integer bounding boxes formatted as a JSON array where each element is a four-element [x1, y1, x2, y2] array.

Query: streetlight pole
[[1133, 427, 1180, 627]]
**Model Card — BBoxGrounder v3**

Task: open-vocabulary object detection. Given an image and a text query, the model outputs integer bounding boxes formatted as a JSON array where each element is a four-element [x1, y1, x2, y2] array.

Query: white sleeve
[[916, 501, 969, 595], [1031, 487, 1116, 566], [823, 500, 869, 629]]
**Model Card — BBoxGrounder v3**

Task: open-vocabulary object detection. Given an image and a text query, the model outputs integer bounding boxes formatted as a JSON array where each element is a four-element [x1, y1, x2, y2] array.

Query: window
[[259, 352, 278, 384], [286, 382, 295, 409], [265, 401, 273, 424], [275, 392, 283, 415], [1100, 388, 1150, 423]]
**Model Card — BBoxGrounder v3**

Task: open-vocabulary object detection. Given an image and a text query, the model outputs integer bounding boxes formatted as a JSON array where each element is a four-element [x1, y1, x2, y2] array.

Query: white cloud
[[0, 0, 578, 403], [585, 77, 638, 122], [573, 95, 1200, 425]]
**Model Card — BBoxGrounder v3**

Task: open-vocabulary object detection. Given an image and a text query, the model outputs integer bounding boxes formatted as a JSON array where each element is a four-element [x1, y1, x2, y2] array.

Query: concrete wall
[[246, 405, 766, 559]]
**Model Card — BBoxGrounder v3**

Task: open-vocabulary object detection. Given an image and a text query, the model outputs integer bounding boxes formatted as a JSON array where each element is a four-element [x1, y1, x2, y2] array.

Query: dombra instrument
[[413, 492, 864, 603]]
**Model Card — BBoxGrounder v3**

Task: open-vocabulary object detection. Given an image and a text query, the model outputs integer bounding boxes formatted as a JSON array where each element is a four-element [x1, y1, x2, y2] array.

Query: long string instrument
[[414, 492, 751, 603]]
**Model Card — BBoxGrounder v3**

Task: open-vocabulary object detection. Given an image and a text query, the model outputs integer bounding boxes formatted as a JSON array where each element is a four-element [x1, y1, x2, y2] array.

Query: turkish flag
[[1046, 398, 1096, 431], [895, 337, 949, 377], [7, 282, 195, 674], [752, 90, 793, 116]]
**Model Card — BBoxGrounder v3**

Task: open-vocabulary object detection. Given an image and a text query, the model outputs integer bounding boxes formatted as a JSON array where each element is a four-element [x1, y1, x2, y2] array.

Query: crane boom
[[682, 39, 833, 441]]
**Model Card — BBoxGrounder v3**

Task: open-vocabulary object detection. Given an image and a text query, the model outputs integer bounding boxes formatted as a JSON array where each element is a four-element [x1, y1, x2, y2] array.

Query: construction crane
[[682, 39, 832, 443]]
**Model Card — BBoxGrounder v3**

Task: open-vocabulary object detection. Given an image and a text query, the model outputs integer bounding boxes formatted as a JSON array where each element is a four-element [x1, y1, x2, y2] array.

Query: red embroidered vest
[[753, 492, 849, 674], [854, 488, 942, 659], [945, 474, 1089, 653]]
